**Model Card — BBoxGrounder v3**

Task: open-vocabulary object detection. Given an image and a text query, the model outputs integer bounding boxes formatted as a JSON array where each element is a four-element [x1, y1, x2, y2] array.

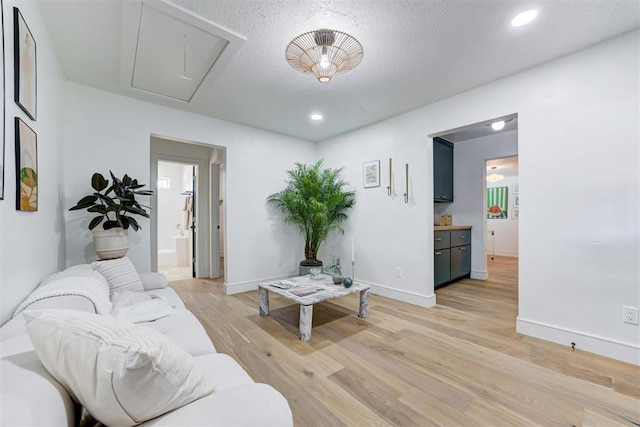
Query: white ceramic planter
[[92, 227, 129, 260]]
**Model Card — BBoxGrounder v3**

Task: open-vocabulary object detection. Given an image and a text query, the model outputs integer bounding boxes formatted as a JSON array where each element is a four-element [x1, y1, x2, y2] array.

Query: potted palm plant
[[267, 160, 355, 275], [69, 171, 153, 259]]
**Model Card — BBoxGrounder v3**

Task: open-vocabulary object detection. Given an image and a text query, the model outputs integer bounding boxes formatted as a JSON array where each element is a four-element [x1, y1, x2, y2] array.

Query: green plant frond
[[95, 193, 117, 208], [128, 217, 140, 231], [88, 216, 104, 230], [71, 171, 153, 232], [104, 220, 122, 230], [126, 206, 150, 217], [69, 195, 98, 210], [267, 159, 355, 262], [91, 173, 108, 192], [87, 205, 107, 214]]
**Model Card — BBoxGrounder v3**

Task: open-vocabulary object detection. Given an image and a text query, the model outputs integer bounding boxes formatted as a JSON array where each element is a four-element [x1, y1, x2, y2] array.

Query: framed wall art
[[363, 160, 380, 188], [14, 7, 37, 120], [15, 117, 37, 211], [487, 186, 508, 219], [0, 1, 5, 200]]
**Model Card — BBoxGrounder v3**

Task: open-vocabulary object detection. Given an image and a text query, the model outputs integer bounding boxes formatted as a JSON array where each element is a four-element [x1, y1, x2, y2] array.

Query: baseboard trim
[[360, 280, 436, 308], [488, 251, 518, 257], [471, 269, 488, 280], [224, 275, 289, 295], [225, 277, 436, 309], [517, 317, 640, 366]]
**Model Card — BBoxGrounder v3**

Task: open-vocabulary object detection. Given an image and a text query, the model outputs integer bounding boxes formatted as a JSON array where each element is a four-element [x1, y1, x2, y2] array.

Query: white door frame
[[209, 163, 221, 278]]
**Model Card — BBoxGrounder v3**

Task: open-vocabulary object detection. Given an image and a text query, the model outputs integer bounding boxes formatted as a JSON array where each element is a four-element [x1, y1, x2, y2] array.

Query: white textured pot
[[92, 227, 129, 260]]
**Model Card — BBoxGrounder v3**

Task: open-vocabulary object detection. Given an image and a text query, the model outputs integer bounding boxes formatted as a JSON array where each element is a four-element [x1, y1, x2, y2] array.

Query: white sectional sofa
[[0, 258, 292, 426]]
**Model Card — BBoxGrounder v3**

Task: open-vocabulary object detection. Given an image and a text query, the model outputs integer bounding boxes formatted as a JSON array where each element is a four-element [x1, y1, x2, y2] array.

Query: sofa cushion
[[0, 353, 77, 427], [139, 383, 293, 426], [144, 287, 186, 309], [142, 309, 216, 356], [92, 256, 144, 294], [193, 353, 254, 391], [24, 309, 214, 427]]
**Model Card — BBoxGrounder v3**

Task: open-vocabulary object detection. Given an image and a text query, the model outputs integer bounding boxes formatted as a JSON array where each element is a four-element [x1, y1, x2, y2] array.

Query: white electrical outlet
[[395, 267, 402, 278], [622, 306, 639, 325]]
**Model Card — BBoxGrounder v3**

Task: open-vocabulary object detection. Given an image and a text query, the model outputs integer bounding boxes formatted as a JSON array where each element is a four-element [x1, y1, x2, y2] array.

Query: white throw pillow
[[24, 309, 214, 426], [92, 256, 144, 294]]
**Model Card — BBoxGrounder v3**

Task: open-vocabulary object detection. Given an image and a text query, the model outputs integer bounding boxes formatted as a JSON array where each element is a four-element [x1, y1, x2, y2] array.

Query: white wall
[[486, 176, 519, 258], [318, 30, 640, 364], [63, 84, 316, 291], [0, 1, 66, 324], [318, 117, 434, 308]]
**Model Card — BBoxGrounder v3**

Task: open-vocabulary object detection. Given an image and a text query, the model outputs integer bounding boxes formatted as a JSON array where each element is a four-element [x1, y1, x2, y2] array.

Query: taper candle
[[351, 236, 355, 263]]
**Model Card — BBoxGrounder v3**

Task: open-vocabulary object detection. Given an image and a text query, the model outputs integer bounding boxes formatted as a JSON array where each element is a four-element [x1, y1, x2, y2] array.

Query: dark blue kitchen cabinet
[[433, 137, 453, 202]]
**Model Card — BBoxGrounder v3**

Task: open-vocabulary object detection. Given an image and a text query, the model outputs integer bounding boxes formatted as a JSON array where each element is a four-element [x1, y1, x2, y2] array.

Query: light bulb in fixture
[[319, 47, 330, 69], [487, 173, 505, 183], [491, 121, 505, 131], [511, 10, 537, 27], [310, 114, 323, 121]]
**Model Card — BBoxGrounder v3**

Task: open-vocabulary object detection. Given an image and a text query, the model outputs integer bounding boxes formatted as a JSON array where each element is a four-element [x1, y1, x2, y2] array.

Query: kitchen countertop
[[434, 225, 472, 231]]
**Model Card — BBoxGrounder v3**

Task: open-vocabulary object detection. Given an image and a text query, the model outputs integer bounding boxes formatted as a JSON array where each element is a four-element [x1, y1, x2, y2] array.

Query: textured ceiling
[[38, 0, 640, 141]]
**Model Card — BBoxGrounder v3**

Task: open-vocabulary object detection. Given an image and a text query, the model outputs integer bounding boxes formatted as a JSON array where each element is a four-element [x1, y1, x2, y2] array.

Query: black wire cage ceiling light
[[285, 29, 364, 83]]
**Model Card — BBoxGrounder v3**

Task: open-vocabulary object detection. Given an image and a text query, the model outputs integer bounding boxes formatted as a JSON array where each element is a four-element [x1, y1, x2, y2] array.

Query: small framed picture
[[0, 4, 4, 200], [14, 7, 37, 121], [514, 194, 520, 207], [15, 117, 37, 211], [512, 183, 519, 195], [513, 208, 519, 219], [363, 160, 380, 188]]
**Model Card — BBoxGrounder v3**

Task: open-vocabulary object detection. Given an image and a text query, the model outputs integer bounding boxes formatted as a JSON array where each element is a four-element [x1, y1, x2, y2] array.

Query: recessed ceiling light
[[491, 121, 505, 131], [511, 10, 537, 27], [310, 114, 323, 121]]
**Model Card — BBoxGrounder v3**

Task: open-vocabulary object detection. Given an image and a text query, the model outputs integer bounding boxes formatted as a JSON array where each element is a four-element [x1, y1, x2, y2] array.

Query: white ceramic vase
[[92, 227, 129, 260]]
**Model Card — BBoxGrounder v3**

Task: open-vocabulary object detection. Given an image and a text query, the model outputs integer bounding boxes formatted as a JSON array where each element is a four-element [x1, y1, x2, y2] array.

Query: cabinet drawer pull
[[435, 238, 442, 241], [435, 252, 442, 256], [460, 235, 466, 239], [459, 247, 466, 250]]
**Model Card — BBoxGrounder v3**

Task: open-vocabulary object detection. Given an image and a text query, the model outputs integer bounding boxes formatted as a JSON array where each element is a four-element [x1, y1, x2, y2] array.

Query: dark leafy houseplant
[[267, 160, 355, 266], [69, 171, 154, 231]]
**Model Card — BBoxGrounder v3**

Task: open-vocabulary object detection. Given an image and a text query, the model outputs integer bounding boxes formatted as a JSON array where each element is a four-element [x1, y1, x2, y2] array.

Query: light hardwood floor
[[170, 256, 640, 426]]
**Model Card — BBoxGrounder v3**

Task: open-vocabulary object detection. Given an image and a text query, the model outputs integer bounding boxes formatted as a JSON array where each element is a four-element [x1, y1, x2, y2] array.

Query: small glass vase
[[332, 272, 344, 284]]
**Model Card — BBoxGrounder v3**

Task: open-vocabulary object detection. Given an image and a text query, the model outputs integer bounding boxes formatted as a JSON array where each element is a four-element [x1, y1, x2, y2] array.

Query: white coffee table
[[258, 274, 370, 341]]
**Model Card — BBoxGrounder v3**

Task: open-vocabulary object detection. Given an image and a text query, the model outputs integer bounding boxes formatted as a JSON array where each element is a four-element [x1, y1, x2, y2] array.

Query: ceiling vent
[[121, 1, 245, 103]]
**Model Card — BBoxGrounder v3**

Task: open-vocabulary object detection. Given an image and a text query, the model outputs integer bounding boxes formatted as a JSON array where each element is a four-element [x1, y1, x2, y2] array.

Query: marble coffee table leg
[[358, 288, 370, 318], [259, 288, 270, 316], [299, 304, 313, 341]]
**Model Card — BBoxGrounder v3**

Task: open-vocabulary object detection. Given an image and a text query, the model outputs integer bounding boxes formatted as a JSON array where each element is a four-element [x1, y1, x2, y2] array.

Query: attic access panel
[[126, 2, 244, 103]]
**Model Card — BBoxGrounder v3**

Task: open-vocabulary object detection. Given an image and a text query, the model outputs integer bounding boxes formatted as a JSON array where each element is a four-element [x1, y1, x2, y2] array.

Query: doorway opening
[[485, 156, 519, 266], [157, 161, 196, 281], [433, 114, 518, 284], [150, 135, 225, 283]]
